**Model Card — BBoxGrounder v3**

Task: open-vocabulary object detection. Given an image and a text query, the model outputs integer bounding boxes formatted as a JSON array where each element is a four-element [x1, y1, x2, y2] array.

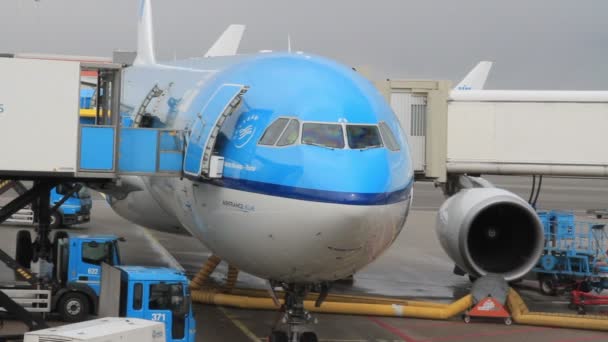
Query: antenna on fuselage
[[287, 34, 292, 53], [134, 0, 157, 65]]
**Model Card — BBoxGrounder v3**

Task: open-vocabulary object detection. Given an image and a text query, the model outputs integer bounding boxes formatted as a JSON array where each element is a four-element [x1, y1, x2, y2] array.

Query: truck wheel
[[15, 230, 33, 269], [50, 212, 61, 230], [58, 292, 89, 322]]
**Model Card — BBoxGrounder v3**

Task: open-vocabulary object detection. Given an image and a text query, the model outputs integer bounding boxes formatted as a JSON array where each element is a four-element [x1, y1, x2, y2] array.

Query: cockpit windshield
[[277, 119, 300, 146], [259, 118, 289, 145], [378, 122, 401, 151], [257, 118, 399, 151], [301, 123, 345, 149], [259, 118, 300, 147], [346, 125, 382, 149]]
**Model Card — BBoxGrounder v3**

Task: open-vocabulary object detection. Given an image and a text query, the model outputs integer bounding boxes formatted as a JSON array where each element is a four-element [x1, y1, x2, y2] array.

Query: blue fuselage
[[112, 52, 414, 282]]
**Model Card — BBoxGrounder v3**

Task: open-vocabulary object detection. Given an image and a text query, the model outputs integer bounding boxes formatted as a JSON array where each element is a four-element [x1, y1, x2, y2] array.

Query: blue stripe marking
[[208, 177, 413, 206]]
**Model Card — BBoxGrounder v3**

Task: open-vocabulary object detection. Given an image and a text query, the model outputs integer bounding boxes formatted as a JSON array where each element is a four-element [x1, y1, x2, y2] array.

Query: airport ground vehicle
[[531, 211, 608, 296], [1, 233, 195, 341], [4, 232, 122, 322], [100, 264, 196, 342], [24, 317, 167, 342], [0, 182, 91, 229]]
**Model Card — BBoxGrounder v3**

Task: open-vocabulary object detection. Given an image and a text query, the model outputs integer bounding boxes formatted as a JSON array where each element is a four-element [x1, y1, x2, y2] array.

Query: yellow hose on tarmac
[[191, 290, 472, 319], [224, 265, 239, 292], [190, 255, 221, 289], [228, 288, 449, 308], [190, 255, 608, 332], [507, 289, 608, 331]]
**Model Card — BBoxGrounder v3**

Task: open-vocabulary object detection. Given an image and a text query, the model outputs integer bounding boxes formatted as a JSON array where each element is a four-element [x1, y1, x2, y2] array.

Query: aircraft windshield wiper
[[303, 142, 335, 150], [358, 145, 382, 151]]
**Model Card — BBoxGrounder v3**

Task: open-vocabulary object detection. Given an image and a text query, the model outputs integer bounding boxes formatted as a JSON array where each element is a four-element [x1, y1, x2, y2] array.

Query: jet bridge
[[446, 90, 608, 178], [0, 56, 186, 179], [376, 79, 608, 183], [0, 55, 189, 263]]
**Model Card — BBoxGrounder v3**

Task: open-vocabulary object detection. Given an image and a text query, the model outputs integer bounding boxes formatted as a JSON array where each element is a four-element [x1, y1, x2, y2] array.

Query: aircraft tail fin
[[204, 25, 246, 58], [455, 61, 493, 90], [134, 0, 156, 65]]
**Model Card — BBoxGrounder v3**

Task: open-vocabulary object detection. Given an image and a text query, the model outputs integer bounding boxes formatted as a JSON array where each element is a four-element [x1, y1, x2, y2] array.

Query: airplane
[[100, 1, 414, 341], [454, 61, 493, 91], [89, 2, 541, 341]]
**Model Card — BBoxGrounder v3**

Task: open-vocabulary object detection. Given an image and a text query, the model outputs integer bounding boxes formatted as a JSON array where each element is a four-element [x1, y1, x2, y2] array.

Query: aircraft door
[[183, 84, 248, 179]]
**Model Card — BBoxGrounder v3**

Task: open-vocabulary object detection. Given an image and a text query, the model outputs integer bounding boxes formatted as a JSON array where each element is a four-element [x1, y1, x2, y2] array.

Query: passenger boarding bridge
[[376, 79, 608, 187], [0, 57, 187, 180], [0, 55, 198, 261]]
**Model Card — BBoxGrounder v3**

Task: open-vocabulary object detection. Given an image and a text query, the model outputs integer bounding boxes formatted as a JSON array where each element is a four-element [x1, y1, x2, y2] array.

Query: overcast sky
[[0, 0, 607, 89]]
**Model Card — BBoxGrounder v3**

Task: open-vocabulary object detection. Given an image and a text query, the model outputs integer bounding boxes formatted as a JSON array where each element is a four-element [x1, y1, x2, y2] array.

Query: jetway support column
[[33, 181, 53, 262]]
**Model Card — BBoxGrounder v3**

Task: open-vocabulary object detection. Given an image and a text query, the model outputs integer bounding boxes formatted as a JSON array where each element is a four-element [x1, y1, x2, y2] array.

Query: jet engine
[[436, 188, 544, 281]]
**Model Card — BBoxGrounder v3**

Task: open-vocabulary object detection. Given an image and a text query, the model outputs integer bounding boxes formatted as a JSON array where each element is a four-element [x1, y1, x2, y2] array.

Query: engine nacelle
[[436, 188, 544, 281]]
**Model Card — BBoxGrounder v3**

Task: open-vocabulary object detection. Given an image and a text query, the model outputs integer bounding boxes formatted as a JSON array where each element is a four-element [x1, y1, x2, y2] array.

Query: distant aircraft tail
[[134, 0, 156, 65], [455, 61, 493, 90], [204, 25, 246, 58]]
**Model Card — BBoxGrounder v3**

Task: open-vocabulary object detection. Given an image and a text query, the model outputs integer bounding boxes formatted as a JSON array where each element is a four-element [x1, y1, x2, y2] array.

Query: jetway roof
[[450, 90, 608, 102]]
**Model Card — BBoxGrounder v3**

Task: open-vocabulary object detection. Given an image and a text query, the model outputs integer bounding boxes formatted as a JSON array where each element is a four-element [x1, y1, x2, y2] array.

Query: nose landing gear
[[269, 283, 319, 342]]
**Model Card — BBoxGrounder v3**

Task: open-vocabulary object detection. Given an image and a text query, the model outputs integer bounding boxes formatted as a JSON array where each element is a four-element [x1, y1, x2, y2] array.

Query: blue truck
[[1, 183, 91, 229], [101, 265, 196, 342], [6, 232, 195, 342], [11, 232, 123, 321]]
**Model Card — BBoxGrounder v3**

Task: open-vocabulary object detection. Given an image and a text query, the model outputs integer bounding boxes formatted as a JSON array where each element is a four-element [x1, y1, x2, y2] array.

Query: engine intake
[[436, 188, 544, 281]]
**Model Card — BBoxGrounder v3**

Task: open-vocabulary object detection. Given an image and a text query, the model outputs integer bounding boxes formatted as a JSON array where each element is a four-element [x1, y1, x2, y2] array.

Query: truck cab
[[55, 235, 121, 295], [51, 184, 92, 228], [48, 234, 122, 321], [6, 232, 123, 322], [109, 266, 195, 342]]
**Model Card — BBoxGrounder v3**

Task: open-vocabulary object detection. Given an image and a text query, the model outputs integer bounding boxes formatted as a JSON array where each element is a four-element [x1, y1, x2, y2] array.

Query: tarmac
[[2, 175, 608, 341]]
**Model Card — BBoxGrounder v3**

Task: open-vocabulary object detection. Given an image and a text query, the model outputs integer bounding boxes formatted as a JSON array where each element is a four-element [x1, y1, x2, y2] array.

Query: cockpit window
[[301, 123, 345, 149], [346, 125, 382, 149], [259, 118, 289, 145], [378, 122, 401, 151], [277, 119, 300, 146]]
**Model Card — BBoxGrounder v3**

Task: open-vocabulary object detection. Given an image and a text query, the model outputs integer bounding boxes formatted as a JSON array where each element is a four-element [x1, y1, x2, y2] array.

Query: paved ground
[[2, 176, 608, 341]]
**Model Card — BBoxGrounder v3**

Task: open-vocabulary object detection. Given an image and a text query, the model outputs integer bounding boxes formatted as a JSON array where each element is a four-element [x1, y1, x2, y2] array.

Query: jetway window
[[411, 103, 426, 136], [302, 123, 345, 149], [346, 125, 382, 149], [277, 119, 300, 146], [379, 122, 400, 151], [259, 118, 289, 145]]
